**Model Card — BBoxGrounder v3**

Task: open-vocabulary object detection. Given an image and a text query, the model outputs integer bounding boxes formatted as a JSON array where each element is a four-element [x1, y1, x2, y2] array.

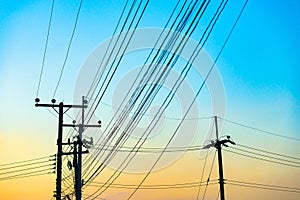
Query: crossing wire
[[82, 0, 152, 184], [83, 0, 207, 194], [84, 0, 199, 178], [36, 0, 55, 97], [84, 0, 140, 123], [81, 0, 191, 179], [201, 150, 217, 200], [196, 121, 215, 200], [124, 0, 248, 199], [82, 0, 227, 195], [93, 0, 214, 196], [89, 179, 219, 189], [86, 0, 130, 99]]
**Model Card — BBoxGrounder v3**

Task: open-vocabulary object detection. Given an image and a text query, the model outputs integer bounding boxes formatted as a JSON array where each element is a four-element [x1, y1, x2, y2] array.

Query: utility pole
[[214, 116, 235, 200], [77, 96, 85, 200], [35, 98, 87, 200], [214, 116, 225, 200], [203, 116, 235, 200], [62, 96, 101, 200], [76, 96, 101, 200]]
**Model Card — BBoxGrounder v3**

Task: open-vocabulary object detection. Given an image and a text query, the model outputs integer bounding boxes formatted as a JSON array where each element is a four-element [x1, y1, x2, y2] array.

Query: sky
[[0, 0, 300, 199]]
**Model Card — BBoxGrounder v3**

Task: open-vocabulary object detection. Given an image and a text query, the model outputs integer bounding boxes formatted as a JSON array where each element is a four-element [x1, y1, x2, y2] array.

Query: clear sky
[[0, 0, 299, 200]]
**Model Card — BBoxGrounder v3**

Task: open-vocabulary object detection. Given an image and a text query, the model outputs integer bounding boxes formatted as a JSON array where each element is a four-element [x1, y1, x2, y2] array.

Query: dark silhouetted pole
[[215, 116, 225, 200], [214, 116, 235, 200], [74, 96, 101, 200], [57, 102, 63, 200], [35, 98, 86, 200]]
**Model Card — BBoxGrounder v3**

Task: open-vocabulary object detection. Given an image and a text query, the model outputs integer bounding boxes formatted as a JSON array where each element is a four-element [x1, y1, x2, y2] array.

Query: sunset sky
[[0, 0, 299, 199]]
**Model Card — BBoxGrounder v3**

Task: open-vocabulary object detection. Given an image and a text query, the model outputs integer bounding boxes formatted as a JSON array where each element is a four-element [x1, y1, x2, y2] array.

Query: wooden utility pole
[[213, 116, 235, 200], [35, 98, 86, 200], [63, 96, 101, 200]]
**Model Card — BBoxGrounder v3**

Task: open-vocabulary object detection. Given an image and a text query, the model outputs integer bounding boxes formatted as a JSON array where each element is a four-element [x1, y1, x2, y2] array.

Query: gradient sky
[[0, 0, 300, 199]]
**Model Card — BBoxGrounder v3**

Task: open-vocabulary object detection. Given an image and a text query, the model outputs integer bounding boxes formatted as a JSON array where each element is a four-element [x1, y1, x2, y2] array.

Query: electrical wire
[[0, 167, 55, 182], [236, 143, 300, 161], [0, 155, 55, 167], [196, 121, 215, 200], [201, 150, 217, 200], [226, 180, 300, 194], [123, 0, 240, 198], [218, 116, 300, 142], [84, 0, 225, 197], [227, 179, 300, 191], [0, 159, 55, 172], [123, 0, 247, 198], [82, 0, 156, 185], [91, 144, 206, 153], [81, 0, 213, 184], [36, 0, 55, 97], [229, 146, 300, 166], [223, 149, 300, 168], [52, 0, 84, 98], [83, 1, 210, 196], [81, 0, 190, 179], [89, 180, 219, 189]]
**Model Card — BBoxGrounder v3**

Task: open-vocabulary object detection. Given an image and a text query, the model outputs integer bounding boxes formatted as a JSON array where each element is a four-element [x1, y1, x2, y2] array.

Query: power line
[[82, 0, 154, 187], [91, 144, 206, 153], [93, 100, 213, 121], [223, 149, 300, 168], [0, 167, 55, 182], [36, 0, 55, 97], [83, 1, 213, 197], [124, 0, 247, 199], [227, 179, 300, 191], [219, 117, 300, 142], [81, 0, 188, 175], [86, 0, 130, 99], [0, 159, 54, 171], [201, 149, 217, 200], [89, 180, 219, 190], [81, 0, 199, 183], [0, 163, 54, 176], [236, 143, 300, 161], [226, 180, 300, 194], [0, 155, 54, 167], [196, 122, 214, 200], [52, 0, 84, 98], [229, 146, 300, 165]]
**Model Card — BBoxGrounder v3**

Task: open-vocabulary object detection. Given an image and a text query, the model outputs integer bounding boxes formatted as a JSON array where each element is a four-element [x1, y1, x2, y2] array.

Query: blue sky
[[0, 0, 299, 161], [0, 0, 299, 199]]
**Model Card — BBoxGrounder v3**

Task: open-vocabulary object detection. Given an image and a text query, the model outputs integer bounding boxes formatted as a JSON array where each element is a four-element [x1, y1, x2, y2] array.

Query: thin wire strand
[[224, 149, 300, 168], [36, 0, 55, 97], [227, 182, 300, 194], [227, 179, 300, 191], [0, 155, 54, 167], [52, 0, 84, 98], [125, 0, 246, 198], [219, 117, 300, 142], [201, 150, 217, 200], [236, 143, 300, 161]]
